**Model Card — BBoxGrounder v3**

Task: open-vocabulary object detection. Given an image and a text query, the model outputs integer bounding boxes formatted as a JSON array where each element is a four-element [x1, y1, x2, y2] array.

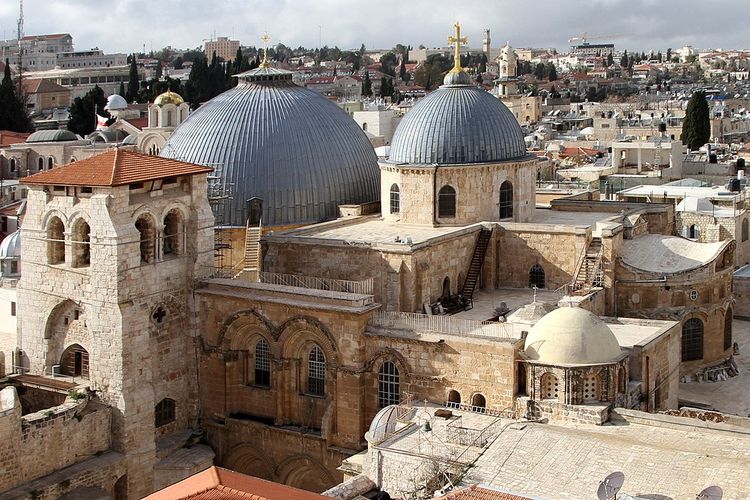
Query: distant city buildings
[[203, 36, 240, 62]]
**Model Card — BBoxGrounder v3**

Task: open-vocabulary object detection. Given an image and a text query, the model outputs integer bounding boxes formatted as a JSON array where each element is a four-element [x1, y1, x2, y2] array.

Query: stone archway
[[224, 444, 275, 481], [276, 454, 337, 493]]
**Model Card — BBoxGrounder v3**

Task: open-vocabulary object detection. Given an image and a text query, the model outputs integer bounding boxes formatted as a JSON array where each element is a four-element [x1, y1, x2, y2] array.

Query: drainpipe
[[432, 163, 440, 226]]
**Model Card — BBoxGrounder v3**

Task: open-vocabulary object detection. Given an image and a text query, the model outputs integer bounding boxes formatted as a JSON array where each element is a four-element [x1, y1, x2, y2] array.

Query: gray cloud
[[1, 0, 747, 55]]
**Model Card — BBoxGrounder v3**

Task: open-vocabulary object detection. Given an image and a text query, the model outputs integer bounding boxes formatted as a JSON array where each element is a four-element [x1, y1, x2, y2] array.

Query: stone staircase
[[460, 227, 493, 309], [571, 237, 603, 294]]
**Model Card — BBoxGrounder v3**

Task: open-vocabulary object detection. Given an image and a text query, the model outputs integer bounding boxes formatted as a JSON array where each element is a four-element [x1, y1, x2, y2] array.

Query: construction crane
[[568, 32, 628, 45]]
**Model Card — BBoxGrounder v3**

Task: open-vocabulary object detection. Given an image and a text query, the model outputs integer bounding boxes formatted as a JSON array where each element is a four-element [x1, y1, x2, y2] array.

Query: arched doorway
[[441, 276, 451, 299], [448, 390, 461, 405], [471, 393, 486, 412], [60, 344, 89, 378]]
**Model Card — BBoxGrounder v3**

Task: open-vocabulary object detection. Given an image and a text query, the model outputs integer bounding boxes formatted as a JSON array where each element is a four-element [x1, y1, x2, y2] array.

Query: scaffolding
[[206, 162, 233, 272]]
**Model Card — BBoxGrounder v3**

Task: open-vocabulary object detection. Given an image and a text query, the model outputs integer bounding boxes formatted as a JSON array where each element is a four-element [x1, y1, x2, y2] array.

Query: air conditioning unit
[[52, 364, 61, 377]]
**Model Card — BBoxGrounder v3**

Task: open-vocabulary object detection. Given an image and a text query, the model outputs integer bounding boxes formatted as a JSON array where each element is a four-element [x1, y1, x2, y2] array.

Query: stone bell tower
[[17, 149, 215, 498]]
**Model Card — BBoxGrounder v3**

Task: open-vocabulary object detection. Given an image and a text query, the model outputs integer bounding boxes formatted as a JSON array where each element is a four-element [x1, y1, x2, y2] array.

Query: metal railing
[[445, 413, 506, 448], [369, 311, 516, 339], [259, 272, 373, 295]]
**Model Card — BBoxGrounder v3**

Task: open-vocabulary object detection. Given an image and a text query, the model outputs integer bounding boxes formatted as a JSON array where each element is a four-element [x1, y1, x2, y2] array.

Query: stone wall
[[0, 387, 112, 493], [379, 157, 537, 226], [0, 286, 16, 376], [733, 272, 750, 319]]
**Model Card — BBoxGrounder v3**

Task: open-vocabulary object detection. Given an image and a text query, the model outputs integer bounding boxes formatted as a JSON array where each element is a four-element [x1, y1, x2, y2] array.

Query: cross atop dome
[[447, 22, 468, 74], [260, 32, 271, 68]]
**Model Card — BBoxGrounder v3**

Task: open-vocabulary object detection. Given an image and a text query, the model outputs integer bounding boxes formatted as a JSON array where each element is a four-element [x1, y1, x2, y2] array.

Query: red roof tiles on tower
[[21, 149, 213, 187]]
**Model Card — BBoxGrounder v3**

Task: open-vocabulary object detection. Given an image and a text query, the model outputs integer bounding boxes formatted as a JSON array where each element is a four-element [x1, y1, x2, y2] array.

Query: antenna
[[596, 471, 624, 500], [696, 486, 723, 500], [17, 0, 23, 41]]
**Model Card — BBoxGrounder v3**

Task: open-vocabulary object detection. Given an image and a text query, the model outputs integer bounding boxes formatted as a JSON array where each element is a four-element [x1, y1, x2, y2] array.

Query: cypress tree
[[118, 81, 126, 97], [362, 71, 372, 97], [0, 58, 33, 132], [127, 55, 139, 102], [681, 90, 710, 150]]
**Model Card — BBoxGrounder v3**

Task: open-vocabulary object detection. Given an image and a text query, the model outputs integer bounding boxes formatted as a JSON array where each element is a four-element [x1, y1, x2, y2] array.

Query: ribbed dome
[[0, 230, 20, 259], [366, 405, 399, 443], [161, 70, 379, 226], [27, 130, 78, 143], [524, 307, 622, 365], [387, 83, 526, 165]]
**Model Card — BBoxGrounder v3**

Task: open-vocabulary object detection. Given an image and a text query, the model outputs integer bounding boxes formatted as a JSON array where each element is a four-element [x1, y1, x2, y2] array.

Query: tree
[[666, 48, 672, 62], [154, 62, 163, 81], [546, 63, 557, 81], [362, 71, 372, 97], [681, 90, 710, 150], [399, 57, 407, 81], [126, 55, 140, 102], [379, 52, 398, 76], [68, 85, 109, 136], [379, 76, 392, 98], [620, 50, 628, 68], [0, 58, 33, 132], [414, 54, 451, 90], [173, 56, 184, 70], [606, 53, 614, 67], [533, 62, 546, 80]]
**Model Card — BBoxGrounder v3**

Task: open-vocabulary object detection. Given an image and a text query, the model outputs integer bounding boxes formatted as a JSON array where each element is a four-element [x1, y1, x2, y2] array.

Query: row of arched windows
[[447, 390, 487, 411], [247, 338, 402, 407], [388, 181, 514, 219], [37, 156, 55, 171], [47, 216, 90, 267], [135, 210, 184, 263]]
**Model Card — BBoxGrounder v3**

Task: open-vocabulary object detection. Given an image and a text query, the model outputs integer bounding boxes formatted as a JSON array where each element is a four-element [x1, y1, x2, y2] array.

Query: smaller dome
[[443, 70, 472, 86], [153, 91, 185, 107], [524, 307, 622, 365], [0, 230, 21, 259], [366, 405, 399, 443], [27, 130, 79, 143], [122, 133, 138, 145], [105, 94, 128, 111]]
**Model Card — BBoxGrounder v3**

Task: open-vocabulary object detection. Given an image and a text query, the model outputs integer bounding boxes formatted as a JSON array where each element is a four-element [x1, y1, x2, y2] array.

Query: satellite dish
[[696, 486, 723, 500], [596, 471, 625, 500]]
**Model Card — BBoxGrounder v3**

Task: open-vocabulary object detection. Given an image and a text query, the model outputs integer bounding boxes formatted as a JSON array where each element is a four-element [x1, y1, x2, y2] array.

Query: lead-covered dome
[[387, 80, 526, 165], [524, 307, 622, 365], [161, 68, 379, 226]]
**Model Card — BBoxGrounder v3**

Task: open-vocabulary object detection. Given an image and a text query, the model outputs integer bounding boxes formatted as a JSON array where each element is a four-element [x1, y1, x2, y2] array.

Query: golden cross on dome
[[260, 32, 271, 68], [447, 21, 468, 73]]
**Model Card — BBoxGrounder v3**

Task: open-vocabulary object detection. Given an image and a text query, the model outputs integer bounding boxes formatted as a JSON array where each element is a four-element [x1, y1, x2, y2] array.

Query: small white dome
[[105, 94, 128, 111], [366, 405, 399, 443], [0, 230, 20, 259], [524, 307, 622, 365]]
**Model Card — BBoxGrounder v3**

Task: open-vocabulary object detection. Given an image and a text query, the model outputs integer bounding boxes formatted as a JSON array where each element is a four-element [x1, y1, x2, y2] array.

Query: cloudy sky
[[0, 0, 746, 55]]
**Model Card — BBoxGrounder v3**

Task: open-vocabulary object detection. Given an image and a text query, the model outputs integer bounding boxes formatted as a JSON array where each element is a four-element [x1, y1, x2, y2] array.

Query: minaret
[[482, 29, 491, 56]]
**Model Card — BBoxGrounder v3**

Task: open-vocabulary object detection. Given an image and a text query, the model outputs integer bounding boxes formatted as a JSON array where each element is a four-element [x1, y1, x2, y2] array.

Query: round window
[[689, 290, 698, 301]]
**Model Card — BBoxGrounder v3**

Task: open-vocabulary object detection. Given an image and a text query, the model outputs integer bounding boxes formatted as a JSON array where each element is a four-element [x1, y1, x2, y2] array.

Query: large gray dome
[[161, 68, 379, 227], [388, 83, 527, 165]]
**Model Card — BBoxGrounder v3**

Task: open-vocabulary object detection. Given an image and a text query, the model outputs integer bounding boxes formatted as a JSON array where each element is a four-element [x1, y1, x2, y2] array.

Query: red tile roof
[[22, 33, 71, 40], [145, 466, 327, 500], [21, 78, 69, 94], [21, 149, 213, 187], [0, 130, 31, 147], [437, 484, 533, 500], [125, 117, 149, 130]]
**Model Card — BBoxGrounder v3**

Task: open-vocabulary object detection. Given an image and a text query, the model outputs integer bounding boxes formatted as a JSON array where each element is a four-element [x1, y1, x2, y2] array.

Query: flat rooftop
[[373, 405, 750, 499], [452, 288, 560, 322], [619, 184, 741, 200]]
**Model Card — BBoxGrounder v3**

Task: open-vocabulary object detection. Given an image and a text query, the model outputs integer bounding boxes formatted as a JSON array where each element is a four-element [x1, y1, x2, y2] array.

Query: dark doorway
[[247, 197, 264, 226]]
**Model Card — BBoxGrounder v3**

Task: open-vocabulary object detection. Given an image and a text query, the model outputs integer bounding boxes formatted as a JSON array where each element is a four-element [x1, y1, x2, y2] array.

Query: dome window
[[499, 181, 513, 219], [438, 185, 456, 218], [389, 184, 400, 214]]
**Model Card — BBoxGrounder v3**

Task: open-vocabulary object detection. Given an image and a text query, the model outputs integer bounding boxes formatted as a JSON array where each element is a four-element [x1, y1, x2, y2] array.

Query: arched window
[[37, 157, 44, 171], [448, 390, 461, 405], [441, 276, 450, 299], [47, 216, 66, 264], [180, 108, 187, 122], [471, 393, 486, 412], [438, 185, 456, 218], [71, 219, 91, 268], [389, 184, 400, 214], [163, 209, 183, 256], [155, 398, 175, 427], [60, 344, 89, 378], [724, 307, 733, 351], [582, 372, 599, 402], [378, 361, 400, 408], [166, 110, 174, 127], [9, 158, 16, 172], [743, 219, 749, 242], [135, 214, 156, 263], [682, 318, 704, 361], [499, 181, 513, 219], [528, 264, 546, 289], [47, 157, 54, 170], [688, 224, 700, 240], [307, 345, 326, 396], [362, 122, 368, 131], [254, 339, 271, 387], [540, 372, 559, 400]]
